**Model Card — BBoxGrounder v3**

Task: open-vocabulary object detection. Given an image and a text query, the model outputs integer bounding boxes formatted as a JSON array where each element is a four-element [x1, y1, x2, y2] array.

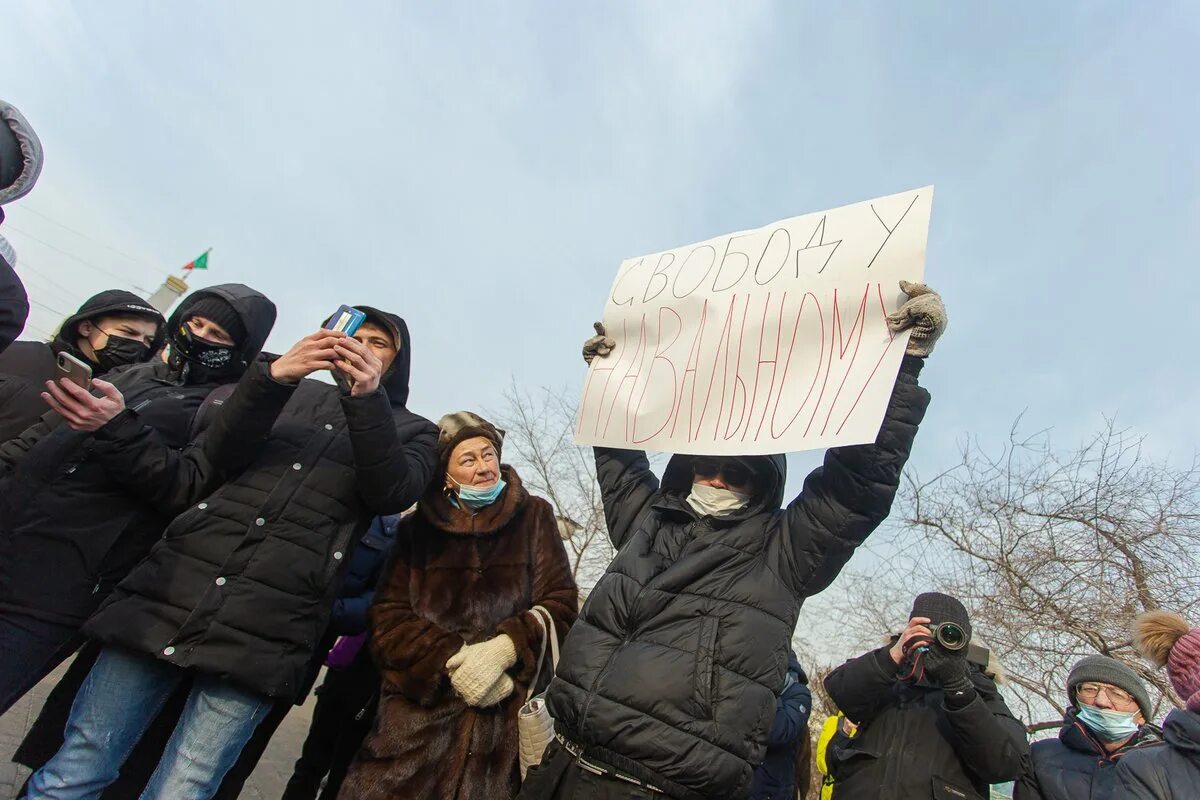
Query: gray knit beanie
[[1067, 655, 1153, 720]]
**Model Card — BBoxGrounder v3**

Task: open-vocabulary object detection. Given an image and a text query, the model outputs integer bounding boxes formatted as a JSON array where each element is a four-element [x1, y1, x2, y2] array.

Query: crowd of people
[[1, 99, 1197, 800]]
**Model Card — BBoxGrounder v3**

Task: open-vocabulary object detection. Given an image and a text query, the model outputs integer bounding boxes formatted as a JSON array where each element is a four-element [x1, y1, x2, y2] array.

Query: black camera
[[926, 622, 968, 651]]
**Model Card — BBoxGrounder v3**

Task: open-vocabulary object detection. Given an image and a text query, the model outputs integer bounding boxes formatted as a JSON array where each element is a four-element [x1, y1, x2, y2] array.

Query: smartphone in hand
[[325, 305, 366, 337], [56, 352, 94, 390]]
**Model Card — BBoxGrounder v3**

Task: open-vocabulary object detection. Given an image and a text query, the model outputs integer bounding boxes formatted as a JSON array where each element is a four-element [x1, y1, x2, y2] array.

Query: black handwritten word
[[577, 282, 900, 449]]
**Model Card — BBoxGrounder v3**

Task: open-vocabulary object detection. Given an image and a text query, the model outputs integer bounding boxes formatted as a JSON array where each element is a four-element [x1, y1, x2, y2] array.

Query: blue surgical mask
[[1076, 704, 1140, 742], [448, 475, 506, 511]]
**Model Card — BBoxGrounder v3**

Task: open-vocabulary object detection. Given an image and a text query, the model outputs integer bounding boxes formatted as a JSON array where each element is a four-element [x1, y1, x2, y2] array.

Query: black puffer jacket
[[0, 285, 274, 626], [1015, 710, 1163, 800], [0, 244, 26, 355], [0, 289, 165, 442], [82, 310, 438, 702], [1115, 709, 1200, 799], [823, 646, 1028, 800], [544, 356, 930, 800]]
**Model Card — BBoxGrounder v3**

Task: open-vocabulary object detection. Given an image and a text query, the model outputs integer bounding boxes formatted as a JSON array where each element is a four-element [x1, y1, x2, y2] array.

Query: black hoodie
[[0, 289, 166, 442], [79, 306, 438, 702], [0, 284, 275, 630], [543, 356, 930, 800]]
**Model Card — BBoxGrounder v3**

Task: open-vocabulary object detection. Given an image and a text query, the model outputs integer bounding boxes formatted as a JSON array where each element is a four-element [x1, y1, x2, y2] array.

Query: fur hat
[[911, 592, 972, 643], [1135, 611, 1200, 712], [1068, 655, 1153, 720], [437, 411, 504, 469]]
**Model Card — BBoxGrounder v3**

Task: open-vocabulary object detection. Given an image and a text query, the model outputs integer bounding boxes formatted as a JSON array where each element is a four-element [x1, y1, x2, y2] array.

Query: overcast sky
[[4, 2, 1198, 638]]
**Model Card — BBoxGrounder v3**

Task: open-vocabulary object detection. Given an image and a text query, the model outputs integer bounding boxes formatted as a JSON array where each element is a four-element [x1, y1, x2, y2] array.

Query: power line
[[16, 260, 87, 301], [3, 225, 151, 292], [29, 298, 71, 318], [13, 205, 159, 273]]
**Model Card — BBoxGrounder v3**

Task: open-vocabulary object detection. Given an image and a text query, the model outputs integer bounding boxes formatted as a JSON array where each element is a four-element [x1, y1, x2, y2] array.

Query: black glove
[[922, 647, 976, 709]]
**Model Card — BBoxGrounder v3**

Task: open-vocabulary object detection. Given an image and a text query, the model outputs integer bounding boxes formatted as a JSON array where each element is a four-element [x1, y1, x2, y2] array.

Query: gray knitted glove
[[582, 321, 616, 365], [886, 281, 947, 357]]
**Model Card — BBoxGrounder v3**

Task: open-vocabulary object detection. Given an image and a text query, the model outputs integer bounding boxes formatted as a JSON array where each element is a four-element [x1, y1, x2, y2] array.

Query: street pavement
[[1, 656, 318, 799]]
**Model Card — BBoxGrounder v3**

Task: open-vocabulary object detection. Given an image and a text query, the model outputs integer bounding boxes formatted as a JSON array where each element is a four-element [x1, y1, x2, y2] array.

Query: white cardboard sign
[[575, 186, 933, 455]]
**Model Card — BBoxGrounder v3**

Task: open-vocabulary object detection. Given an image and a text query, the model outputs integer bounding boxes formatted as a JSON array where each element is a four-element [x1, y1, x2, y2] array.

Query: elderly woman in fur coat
[[339, 411, 578, 800]]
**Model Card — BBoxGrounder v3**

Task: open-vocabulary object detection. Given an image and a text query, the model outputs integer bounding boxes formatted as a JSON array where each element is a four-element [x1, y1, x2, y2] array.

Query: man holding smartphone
[[0, 284, 274, 715], [22, 305, 438, 800], [0, 289, 166, 442]]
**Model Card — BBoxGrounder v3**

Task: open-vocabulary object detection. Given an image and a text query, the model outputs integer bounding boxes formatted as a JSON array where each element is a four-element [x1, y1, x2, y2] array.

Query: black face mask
[[93, 334, 152, 373], [170, 322, 239, 374]]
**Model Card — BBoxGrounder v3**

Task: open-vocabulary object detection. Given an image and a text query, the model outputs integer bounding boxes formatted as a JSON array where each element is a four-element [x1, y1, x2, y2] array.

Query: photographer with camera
[[822, 592, 1028, 799]]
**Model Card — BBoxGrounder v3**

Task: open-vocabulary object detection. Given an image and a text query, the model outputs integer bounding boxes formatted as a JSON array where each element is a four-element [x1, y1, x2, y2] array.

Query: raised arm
[[780, 355, 930, 596], [823, 647, 901, 726], [940, 672, 1029, 784], [342, 390, 438, 515], [593, 446, 661, 549]]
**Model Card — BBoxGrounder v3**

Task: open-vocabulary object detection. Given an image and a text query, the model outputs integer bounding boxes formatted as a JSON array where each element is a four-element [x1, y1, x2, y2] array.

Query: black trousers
[[0, 612, 77, 716], [516, 741, 665, 800], [282, 659, 378, 800]]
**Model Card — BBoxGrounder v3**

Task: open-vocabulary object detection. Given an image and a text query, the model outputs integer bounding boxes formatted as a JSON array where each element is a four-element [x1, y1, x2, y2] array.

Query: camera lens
[[936, 622, 966, 650]]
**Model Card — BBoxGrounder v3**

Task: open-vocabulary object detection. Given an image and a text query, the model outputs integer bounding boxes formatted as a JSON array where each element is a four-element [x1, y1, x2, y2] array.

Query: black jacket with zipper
[[0, 285, 275, 626], [1016, 709, 1163, 800], [1114, 709, 1200, 800], [544, 356, 930, 800], [81, 310, 438, 702], [823, 645, 1028, 799]]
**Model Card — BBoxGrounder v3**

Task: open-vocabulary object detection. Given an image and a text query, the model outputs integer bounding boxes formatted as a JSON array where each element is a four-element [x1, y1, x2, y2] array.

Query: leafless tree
[[493, 382, 615, 590], [860, 417, 1200, 730]]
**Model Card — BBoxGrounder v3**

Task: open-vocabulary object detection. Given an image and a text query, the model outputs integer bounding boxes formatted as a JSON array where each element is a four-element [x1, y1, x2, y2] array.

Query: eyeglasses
[[692, 458, 752, 487], [1077, 683, 1135, 706]]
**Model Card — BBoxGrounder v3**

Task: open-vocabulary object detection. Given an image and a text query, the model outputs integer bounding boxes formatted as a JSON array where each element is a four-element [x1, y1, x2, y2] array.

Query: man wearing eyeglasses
[[519, 283, 946, 800], [1016, 655, 1163, 800]]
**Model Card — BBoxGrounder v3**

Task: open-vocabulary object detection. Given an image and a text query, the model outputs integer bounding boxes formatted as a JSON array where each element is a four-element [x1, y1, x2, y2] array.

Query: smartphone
[[324, 305, 366, 337], [56, 351, 93, 390]]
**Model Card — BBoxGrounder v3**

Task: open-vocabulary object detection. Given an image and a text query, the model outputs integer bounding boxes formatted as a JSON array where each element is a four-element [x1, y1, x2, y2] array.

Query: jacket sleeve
[[780, 355, 930, 596], [1113, 755, 1169, 800], [0, 414, 57, 472], [823, 647, 900, 726], [342, 390, 438, 515], [941, 671, 1030, 784], [87, 359, 296, 515], [0, 255, 28, 355], [330, 590, 375, 637], [370, 528, 465, 707], [1013, 753, 1047, 800], [496, 497, 580, 688], [767, 680, 813, 748], [593, 446, 661, 549]]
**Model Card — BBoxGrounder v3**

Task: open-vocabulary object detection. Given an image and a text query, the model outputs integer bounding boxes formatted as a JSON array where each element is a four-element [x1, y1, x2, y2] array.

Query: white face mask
[[687, 482, 751, 519]]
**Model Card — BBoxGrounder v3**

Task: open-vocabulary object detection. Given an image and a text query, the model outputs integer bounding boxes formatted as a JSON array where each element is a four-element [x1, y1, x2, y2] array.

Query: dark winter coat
[[340, 466, 579, 800], [331, 513, 400, 637], [1015, 709, 1163, 800], [750, 653, 812, 800], [823, 646, 1028, 800], [0, 288, 165, 442], [80, 311, 438, 702], [1115, 709, 1200, 799], [0, 285, 274, 627], [543, 356, 930, 800], [0, 249, 26, 355]]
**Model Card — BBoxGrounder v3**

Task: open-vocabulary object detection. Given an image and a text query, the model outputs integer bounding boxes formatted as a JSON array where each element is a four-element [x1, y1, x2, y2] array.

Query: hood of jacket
[[0, 99, 44, 205], [53, 290, 167, 363], [169, 283, 276, 378], [659, 452, 787, 520]]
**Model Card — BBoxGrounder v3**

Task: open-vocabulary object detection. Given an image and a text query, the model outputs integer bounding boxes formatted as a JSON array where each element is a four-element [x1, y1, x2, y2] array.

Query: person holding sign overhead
[[517, 280, 945, 800]]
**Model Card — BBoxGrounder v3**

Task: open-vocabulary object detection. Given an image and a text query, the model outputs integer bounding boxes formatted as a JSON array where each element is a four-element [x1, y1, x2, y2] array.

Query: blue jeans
[[24, 647, 271, 800]]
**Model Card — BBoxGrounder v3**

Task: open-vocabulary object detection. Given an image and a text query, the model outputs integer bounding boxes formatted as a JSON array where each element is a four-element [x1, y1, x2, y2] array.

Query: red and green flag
[[182, 248, 211, 271]]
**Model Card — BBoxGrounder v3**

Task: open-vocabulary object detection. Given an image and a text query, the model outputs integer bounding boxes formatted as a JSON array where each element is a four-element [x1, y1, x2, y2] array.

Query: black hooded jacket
[[0, 289, 166, 442], [543, 356, 930, 800], [1016, 709, 1163, 800], [80, 308, 439, 702], [1115, 709, 1200, 800], [0, 285, 274, 627], [823, 645, 1028, 800]]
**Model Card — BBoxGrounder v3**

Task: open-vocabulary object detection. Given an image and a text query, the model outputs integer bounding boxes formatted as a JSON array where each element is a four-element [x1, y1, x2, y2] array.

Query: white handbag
[[518, 604, 560, 779]]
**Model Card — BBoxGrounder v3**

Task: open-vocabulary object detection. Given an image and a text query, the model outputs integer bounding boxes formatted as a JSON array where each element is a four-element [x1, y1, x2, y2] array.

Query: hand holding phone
[[56, 352, 93, 390]]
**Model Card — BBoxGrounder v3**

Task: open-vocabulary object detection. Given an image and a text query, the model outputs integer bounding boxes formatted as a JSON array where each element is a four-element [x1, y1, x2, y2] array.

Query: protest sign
[[575, 186, 933, 455]]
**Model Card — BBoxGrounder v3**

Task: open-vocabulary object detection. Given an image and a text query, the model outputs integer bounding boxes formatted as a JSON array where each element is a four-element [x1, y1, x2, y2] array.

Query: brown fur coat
[[339, 466, 578, 800]]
